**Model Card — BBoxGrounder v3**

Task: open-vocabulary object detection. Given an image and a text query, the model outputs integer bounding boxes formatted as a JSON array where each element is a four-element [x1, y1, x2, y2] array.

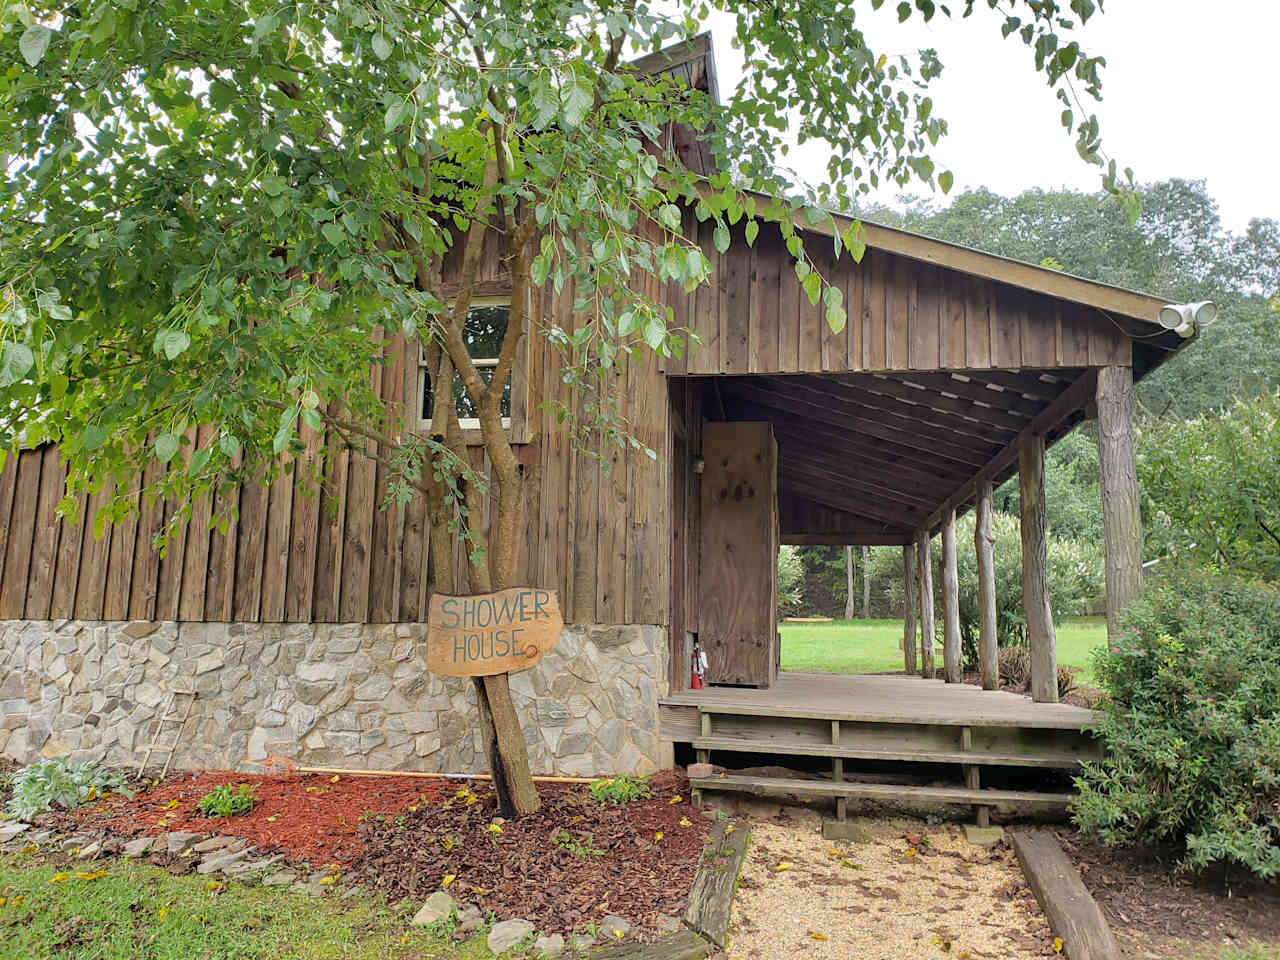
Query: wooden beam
[[821, 377, 1018, 444], [923, 368, 1100, 532], [975, 481, 998, 691], [836, 373, 1027, 431], [782, 456, 938, 511], [779, 481, 919, 528], [728, 382, 992, 468], [1096, 365, 1143, 636], [781, 532, 912, 546], [965, 369, 1070, 401], [902, 541, 917, 675], [887, 372, 1042, 417], [941, 510, 962, 683], [916, 529, 935, 679], [1011, 829, 1120, 960], [1020, 434, 1059, 703]]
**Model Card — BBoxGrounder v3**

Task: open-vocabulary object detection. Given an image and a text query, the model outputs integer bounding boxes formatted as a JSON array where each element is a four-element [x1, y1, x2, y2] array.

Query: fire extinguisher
[[690, 639, 708, 689]]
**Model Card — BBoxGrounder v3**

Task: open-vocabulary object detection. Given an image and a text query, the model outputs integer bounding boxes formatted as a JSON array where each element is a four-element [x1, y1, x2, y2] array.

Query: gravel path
[[730, 814, 1058, 960]]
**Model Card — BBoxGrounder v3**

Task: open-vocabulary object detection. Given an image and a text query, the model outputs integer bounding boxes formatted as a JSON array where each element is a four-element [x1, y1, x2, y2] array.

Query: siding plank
[[285, 427, 324, 623], [128, 458, 168, 621], [24, 447, 65, 620], [51, 490, 87, 619], [312, 429, 350, 623], [260, 466, 295, 623], [0, 450, 42, 618], [964, 275, 992, 368], [177, 426, 215, 621], [74, 481, 116, 621], [722, 224, 751, 374], [231, 475, 269, 622], [887, 255, 913, 370], [910, 263, 941, 371], [866, 250, 887, 370], [751, 229, 782, 373], [941, 269, 967, 369], [102, 472, 141, 622]]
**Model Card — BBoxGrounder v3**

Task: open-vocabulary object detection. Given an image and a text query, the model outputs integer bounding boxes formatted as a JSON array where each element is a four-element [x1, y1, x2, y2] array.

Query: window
[[418, 298, 521, 435]]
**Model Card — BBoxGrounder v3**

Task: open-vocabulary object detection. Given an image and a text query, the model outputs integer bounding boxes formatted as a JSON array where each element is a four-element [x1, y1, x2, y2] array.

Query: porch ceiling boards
[[713, 368, 1092, 545]]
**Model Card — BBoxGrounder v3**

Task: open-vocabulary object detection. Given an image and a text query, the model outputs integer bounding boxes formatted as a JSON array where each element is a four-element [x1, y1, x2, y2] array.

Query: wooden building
[[0, 37, 1197, 807]]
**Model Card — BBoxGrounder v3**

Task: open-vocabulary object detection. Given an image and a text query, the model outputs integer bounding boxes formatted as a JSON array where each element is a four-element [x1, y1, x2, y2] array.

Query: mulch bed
[[353, 770, 704, 938], [55, 768, 704, 939], [1056, 828, 1280, 946], [960, 670, 1103, 709]]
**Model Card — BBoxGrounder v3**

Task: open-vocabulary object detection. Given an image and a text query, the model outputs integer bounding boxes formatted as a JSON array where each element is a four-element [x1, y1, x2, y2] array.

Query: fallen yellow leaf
[[679, 817, 693, 827], [11, 896, 23, 908], [441, 874, 456, 888], [20, 843, 37, 855], [669, 796, 682, 804], [1053, 937, 1064, 954], [904, 848, 917, 857], [205, 880, 223, 891], [50, 873, 70, 884], [164, 799, 180, 809], [407, 805, 418, 813], [724, 824, 735, 835], [330, 775, 341, 783], [827, 848, 841, 857], [809, 931, 828, 941], [266, 814, 280, 822], [156, 908, 168, 922], [840, 859, 862, 870], [319, 876, 337, 885], [654, 831, 664, 841], [75, 869, 106, 881], [774, 861, 793, 872], [614, 930, 624, 940], [0, 897, 6, 907]]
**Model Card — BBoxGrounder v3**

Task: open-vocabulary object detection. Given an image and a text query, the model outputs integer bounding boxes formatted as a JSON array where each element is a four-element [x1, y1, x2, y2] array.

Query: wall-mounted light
[[692, 455, 705, 474], [1157, 301, 1217, 339]]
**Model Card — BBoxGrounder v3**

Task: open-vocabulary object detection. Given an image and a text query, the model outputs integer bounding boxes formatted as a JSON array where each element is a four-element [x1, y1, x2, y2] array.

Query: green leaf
[[371, 32, 393, 61], [561, 75, 593, 128], [802, 270, 822, 306], [154, 434, 181, 463], [384, 100, 407, 132], [321, 222, 346, 246], [826, 303, 847, 334], [713, 223, 730, 254], [745, 220, 759, 247], [0, 343, 35, 388], [81, 425, 108, 451], [261, 174, 286, 197], [938, 170, 954, 194], [154, 329, 191, 360], [19, 24, 52, 67]]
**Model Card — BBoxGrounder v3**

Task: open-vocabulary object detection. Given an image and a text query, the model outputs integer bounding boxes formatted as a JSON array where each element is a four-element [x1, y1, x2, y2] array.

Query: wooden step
[[690, 773, 1075, 809], [692, 736, 1090, 769]]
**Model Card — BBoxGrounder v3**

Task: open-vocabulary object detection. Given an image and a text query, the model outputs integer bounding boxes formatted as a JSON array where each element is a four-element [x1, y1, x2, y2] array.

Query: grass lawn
[[779, 616, 1107, 686], [0, 853, 493, 960]]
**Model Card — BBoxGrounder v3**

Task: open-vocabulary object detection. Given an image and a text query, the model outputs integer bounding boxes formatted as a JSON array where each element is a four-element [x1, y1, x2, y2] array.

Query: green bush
[[587, 774, 650, 805], [1071, 567, 1280, 878], [776, 545, 805, 618], [5, 756, 133, 821], [196, 783, 258, 818]]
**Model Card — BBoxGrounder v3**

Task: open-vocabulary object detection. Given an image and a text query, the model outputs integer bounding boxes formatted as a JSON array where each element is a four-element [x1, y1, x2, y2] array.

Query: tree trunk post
[[941, 510, 962, 683], [844, 545, 856, 620], [1096, 365, 1144, 637], [975, 481, 999, 691], [862, 545, 871, 619], [902, 542, 918, 675], [1019, 435, 1058, 703], [915, 530, 936, 679]]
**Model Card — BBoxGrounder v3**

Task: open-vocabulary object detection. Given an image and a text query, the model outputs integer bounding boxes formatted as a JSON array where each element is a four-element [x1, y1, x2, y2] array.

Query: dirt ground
[[729, 806, 1059, 960]]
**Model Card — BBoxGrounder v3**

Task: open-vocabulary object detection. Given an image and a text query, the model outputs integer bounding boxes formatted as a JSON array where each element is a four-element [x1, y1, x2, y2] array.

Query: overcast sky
[[698, 1, 1278, 232]]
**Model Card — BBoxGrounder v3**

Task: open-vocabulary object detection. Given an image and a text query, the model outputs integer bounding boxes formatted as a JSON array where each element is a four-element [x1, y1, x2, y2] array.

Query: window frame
[[415, 293, 531, 444]]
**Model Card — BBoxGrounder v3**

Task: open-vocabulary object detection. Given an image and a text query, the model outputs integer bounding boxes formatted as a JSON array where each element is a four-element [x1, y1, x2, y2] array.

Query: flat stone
[[487, 919, 534, 954], [122, 621, 160, 639], [60, 836, 92, 852], [686, 762, 714, 779], [263, 870, 297, 886], [821, 818, 878, 843], [121, 837, 154, 858], [533, 933, 565, 957], [195, 651, 225, 675], [77, 841, 102, 859], [354, 674, 393, 701], [411, 890, 456, 926], [655, 914, 683, 936], [0, 822, 30, 843], [197, 847, 252, 874], [963, 824, 1006, 847], [600, 915, 631, 940], [192, 835, 242, 854], [566, 932, 596, 951]]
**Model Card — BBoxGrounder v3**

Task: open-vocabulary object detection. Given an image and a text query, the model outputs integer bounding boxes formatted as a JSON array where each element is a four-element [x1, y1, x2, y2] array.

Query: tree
[[0, 0, 1119, 815]]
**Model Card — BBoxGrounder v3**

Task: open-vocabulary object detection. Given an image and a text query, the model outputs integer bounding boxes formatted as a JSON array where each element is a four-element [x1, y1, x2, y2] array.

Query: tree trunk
[[861, 545, 871, 619], [844, 546, 856, 620], [941, 511, 962, 683], [975, 481, 998, 691], [915, 530, 935, 679], [1096, 365, 1143, 637], [1019, 435, 1058, 703], [902, 542, 917, 675]]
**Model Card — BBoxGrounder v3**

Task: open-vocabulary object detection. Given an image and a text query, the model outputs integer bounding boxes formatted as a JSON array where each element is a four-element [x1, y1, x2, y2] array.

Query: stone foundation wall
[[0, 619, 668, 777]]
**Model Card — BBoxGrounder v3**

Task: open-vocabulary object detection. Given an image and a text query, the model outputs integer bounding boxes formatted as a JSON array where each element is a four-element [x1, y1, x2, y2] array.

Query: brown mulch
[[959, 669, 1103, 708], [1056, 828, 1280, 945], [70, 771, 443, 865], [352, 770, 705, 938]]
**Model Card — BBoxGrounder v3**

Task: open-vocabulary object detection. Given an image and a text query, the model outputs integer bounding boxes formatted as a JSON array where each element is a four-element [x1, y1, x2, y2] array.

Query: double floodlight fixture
[[1156, 300, 1217, 339]]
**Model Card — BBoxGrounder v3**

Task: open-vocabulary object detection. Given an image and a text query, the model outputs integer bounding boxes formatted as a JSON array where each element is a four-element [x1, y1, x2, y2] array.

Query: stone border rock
[[1010, 828, 1119, 960]]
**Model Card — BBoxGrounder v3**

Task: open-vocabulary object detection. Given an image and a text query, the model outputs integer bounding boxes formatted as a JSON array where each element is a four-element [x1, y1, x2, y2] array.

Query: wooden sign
[[426, 588, 563, 677]]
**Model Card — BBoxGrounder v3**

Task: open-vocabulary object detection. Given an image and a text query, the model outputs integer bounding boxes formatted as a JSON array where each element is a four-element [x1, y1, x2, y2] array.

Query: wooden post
[[1019, 435, 1058, 703], [1096, 365, 1143, 637], [844, 545, 856, 620], [915, 530, 935, 679], [902, 542, 918, 675], [941, 511, 962, 683], [861, 545, 871, 619], [975, 481, 999, 691]]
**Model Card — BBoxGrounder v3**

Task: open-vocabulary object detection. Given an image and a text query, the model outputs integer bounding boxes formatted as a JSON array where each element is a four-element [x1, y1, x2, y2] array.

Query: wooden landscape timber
[[1011, 829, 1120, 960]]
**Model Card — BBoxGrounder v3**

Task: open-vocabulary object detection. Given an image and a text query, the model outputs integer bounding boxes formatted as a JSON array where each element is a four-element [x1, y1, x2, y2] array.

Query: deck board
[[661, 671, 1095, 730]]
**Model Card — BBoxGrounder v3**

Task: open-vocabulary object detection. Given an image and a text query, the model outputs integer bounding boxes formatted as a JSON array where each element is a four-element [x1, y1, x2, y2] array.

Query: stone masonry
[[0, 619, 667, 777]]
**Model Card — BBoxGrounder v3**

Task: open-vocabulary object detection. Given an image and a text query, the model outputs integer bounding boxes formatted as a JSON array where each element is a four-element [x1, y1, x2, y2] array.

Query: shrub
[[776, 545, 805, 618], [1071, 567, 1280, 879], [5, 756, 133, 821], [587, 774, 650, 805], [196, 783, 258, 818], [997, 648, 1078, 698]]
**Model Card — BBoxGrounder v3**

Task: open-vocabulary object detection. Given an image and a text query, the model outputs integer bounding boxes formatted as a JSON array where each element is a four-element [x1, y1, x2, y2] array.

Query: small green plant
[[195, 783, 258, 818], [552, 828, 604, 857], [588, 774, 650, 805], [5, 756, 134, 820]]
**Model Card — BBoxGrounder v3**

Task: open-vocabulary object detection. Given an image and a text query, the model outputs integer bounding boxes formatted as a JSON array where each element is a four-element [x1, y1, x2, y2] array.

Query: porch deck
[[660, 672, 1099, 822]]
